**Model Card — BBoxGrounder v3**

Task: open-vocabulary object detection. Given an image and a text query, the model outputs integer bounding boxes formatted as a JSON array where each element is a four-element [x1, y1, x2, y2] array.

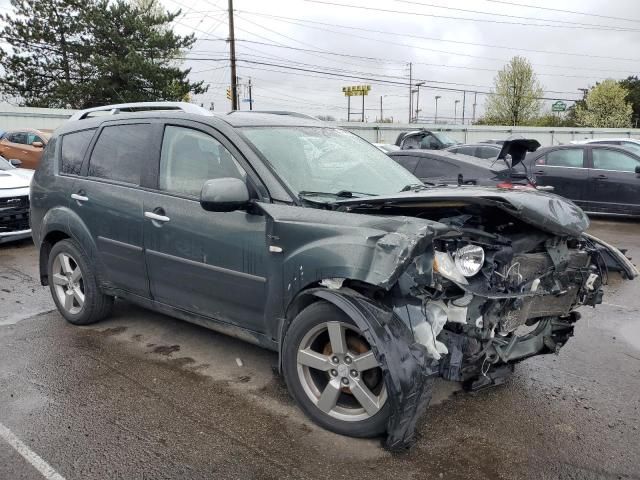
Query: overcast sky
[[2, 0, 640, 123]]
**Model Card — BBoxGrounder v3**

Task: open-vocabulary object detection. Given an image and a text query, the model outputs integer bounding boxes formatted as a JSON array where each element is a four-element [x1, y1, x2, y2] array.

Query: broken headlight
[[454, 245, 485, 277]]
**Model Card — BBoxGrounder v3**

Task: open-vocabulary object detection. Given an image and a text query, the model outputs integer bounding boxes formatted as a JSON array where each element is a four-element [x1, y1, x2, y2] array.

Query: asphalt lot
[[1, 219, 639, 480]]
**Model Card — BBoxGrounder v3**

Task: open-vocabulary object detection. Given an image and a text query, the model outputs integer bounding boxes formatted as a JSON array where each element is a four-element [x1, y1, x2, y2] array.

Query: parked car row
[[379, 131, 640, 217]]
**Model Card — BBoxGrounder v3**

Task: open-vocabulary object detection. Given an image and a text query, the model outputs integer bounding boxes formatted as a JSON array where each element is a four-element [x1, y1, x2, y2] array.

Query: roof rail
[[68, 102, 214, 121], [226, 110, 320, 121]]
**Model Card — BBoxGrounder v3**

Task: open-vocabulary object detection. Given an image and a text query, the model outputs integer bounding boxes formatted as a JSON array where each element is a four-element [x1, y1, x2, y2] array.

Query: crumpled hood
[[0, 168, 33, 189], [336, 185, 590, 237]]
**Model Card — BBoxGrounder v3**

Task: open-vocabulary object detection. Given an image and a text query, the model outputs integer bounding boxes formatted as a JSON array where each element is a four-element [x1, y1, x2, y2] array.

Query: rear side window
[[392, 155, 419, 174], [592, 149, 639, 172], [61, 129, 96, 175], [537, 149, 583, 168], [10, 132, 28, 144], [88, 124, 152, 185]]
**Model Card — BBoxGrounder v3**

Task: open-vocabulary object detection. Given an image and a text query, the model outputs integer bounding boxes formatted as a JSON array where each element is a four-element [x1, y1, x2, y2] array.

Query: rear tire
[[48, 239, 113, 325], [282, 300, 390, 438]]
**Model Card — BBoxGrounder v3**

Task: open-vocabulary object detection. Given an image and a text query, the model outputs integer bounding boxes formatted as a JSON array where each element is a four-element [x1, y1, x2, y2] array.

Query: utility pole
[[454, 100, 460, 124], [228, 0, 238, 111], [362, 93, 365, 122], [461, 91, 466, 125], [472, 91, 477, 123], [380, 95, 383, 122], [434, 95, 441, 124], [408, 62, 412, 123], [248, 77, 253, 110]]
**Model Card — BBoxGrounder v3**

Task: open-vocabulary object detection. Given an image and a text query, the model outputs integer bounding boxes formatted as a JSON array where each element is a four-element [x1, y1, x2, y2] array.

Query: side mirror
[[635, 165, 640, 175], [200, 178, 250, 212], [9, 159, 21, 167], [31, 141, 43, 148]]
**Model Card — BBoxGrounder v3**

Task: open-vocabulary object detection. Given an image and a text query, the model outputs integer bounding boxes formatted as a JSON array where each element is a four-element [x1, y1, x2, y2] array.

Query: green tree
[[484, 56, 544, 126], [0, 0, 206, 108], [619, 76, 640, 127], [575, 79, 633, 128]]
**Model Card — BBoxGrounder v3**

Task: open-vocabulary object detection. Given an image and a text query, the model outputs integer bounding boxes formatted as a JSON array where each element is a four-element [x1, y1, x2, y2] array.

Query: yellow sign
[[226, 87, 232, 100], [342, 85, 371, 97]]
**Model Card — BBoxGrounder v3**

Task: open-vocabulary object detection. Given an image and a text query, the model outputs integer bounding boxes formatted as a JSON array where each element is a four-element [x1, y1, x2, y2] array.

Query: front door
[[531, 147, 588, 208], [142, 122, 268, 333], [587, 147, 640, 215]]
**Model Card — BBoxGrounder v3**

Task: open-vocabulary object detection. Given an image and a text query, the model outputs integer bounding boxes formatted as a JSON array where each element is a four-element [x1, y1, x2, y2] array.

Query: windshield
[[432, 132, 458, 146], [241, 127, 420, 197]]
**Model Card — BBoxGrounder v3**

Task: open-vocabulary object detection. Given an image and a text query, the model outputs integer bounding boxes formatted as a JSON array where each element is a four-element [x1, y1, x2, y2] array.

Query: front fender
[[294, 288, 437, 452]]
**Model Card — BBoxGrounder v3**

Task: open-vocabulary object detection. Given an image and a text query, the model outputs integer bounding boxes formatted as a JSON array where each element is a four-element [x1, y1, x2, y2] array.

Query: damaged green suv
[[30, 103, 637, 451]]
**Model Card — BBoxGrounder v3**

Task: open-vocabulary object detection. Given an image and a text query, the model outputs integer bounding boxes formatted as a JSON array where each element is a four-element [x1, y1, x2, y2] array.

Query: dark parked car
[[446, 143, 502, 159], [394, 129, 459, 150], [523, 144, 640, 216], [389, 149, 532, 188], [30, 103, 636, 450]]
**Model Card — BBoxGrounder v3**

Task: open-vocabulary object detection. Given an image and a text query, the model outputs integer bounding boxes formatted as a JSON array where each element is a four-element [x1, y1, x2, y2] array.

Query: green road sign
[[552, 100, 567, 112]]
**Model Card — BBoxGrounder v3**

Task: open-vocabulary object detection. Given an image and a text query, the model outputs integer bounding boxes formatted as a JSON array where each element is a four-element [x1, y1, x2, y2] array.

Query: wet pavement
[[1, 219, 639, 480]]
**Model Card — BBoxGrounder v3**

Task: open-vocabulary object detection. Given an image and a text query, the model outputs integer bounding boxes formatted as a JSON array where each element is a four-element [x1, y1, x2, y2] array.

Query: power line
[[180, 56, 582, 101], [233, 12, 639, 76], [236, 10, 640, 62], [484, 0, 640, 24], [396, 0, 639, 30], [303, 0, 640, 32]]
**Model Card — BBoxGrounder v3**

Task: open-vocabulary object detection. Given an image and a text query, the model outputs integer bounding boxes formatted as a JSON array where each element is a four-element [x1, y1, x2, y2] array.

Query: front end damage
[[321, 190, 637, 451]]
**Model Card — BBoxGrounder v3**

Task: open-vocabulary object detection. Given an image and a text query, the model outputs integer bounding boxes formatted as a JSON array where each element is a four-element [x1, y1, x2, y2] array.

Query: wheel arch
[[279, 286, 439, 452], [37, 207, 101, 286]]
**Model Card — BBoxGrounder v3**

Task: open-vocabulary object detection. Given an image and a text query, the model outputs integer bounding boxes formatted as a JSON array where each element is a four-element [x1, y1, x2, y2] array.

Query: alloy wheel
[[296, 321, 387, 422], [51, 252, 85, 315]]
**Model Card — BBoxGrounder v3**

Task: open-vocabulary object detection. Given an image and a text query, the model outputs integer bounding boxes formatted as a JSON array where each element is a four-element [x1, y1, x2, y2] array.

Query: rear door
[[530, 147, 588, 208], [414, 156, 465, 184], [142, 121, 268, 332], [67, 121, 154, 298], [587, 147, 640, 215]]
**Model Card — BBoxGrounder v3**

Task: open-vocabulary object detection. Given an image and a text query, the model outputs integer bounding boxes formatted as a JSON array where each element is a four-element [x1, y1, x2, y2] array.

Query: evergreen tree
[[0, 0, 206, 108]]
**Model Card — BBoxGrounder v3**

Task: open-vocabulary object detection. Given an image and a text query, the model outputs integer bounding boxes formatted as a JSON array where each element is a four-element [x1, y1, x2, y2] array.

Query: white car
[[570, 138, 640, 156], [0, 156, 33, 244]]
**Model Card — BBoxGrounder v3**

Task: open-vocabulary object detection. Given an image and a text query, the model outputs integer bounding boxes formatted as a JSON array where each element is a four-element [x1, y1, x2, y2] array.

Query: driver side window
[[159, 126, 246, 197]]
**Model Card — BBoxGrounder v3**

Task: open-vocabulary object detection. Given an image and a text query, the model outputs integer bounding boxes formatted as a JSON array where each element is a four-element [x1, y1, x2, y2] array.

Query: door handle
[[144, 211, 170, 223], [71, 193, 88, 202], [534, 170, 545, 175], [595, 174, 608, 180]]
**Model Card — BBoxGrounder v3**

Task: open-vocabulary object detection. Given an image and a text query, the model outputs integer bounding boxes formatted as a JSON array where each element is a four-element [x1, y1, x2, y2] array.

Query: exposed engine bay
[[382, 202, 612, 390]]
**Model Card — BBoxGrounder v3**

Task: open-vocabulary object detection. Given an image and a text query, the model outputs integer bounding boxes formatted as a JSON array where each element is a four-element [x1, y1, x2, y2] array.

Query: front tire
[[282, 300, 390, 438], [48, 239, 113, 325]]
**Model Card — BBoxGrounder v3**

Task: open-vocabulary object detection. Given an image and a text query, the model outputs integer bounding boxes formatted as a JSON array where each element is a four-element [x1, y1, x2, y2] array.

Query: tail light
[[496, 182, 536, 190]]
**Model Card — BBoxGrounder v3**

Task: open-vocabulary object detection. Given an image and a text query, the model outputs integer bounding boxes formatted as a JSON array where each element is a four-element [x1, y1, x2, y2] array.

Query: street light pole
[[380, 95, 383, 122], [435, 95, 441, 124], [454, 100, 460, 124], [228, 0, 238, 111]]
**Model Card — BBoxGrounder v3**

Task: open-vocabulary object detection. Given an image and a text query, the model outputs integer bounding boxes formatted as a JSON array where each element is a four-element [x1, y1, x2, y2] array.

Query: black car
[[523, 144, 640, 216], [394, 129, 459, 150], [30, 103, 636, 451], [446, 143, 502, 159], [389, 149, 531, 188]]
